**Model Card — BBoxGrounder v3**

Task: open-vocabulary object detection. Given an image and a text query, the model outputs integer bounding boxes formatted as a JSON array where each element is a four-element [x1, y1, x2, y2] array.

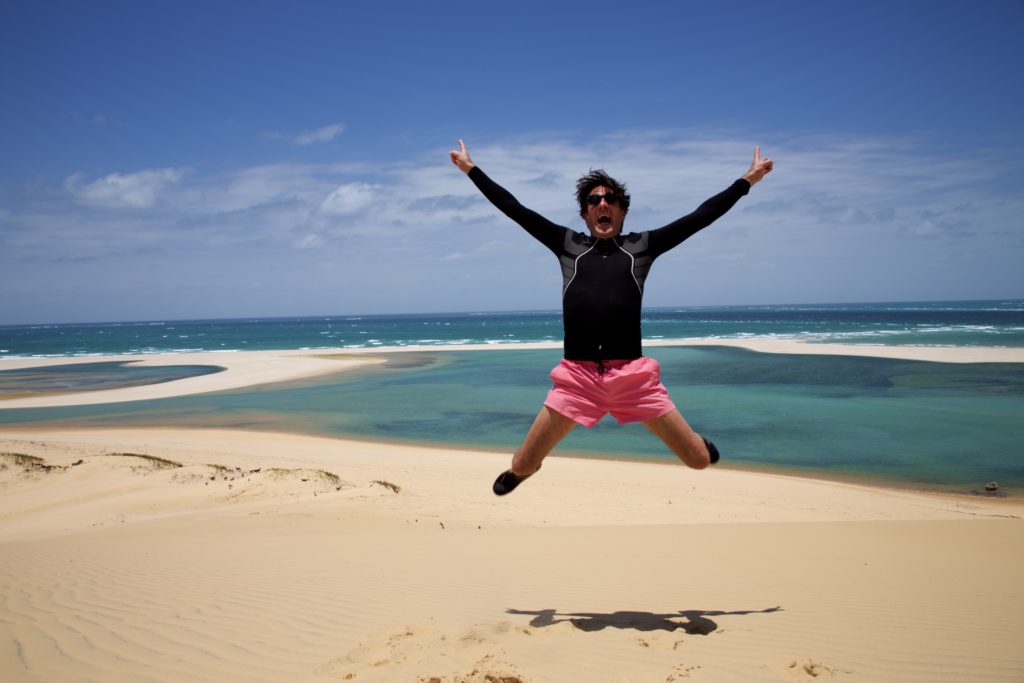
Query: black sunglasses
[[586, 192, 621, 206]]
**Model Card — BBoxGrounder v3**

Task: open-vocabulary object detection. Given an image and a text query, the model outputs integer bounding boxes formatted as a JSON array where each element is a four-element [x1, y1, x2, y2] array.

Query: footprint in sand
[[772, 657, 842, 679], [419, 674, 526, 683], [319, 623, 529, 683], [665, 663, 700, 680]]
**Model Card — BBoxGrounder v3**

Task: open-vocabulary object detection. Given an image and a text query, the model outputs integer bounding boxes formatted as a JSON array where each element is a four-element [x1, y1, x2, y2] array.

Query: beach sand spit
[[3, 340, 1024, 409], [1, 427, 1022, 682]]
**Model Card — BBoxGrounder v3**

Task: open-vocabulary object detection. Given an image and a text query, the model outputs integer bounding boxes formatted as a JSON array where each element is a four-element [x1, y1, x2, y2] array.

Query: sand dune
[[1, 428, 1022, 682]]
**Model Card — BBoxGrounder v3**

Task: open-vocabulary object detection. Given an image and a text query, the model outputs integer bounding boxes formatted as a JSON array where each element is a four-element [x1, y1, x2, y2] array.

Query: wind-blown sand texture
[[2, 341, 1023, 681], [1, 427, 1022, 683]]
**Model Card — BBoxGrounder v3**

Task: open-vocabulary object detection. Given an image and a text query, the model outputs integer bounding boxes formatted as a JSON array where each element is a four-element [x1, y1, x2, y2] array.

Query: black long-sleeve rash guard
[[468, 166, 750, 362]]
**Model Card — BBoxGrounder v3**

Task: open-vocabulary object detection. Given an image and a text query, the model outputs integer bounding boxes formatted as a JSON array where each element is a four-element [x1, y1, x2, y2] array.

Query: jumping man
[[449, 140, 774, 495]]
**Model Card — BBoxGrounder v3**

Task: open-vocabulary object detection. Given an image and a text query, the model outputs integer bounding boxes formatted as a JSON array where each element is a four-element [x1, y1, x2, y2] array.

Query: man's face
[[582, 185, 626, 240]]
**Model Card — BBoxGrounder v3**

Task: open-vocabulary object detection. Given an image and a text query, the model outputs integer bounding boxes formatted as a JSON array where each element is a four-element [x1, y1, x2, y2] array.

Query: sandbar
[[3, 338, 1022, 409]]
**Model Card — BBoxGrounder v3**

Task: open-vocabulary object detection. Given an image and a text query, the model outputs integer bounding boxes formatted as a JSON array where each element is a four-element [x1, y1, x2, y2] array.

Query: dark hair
[[575, 169, 630, 215]]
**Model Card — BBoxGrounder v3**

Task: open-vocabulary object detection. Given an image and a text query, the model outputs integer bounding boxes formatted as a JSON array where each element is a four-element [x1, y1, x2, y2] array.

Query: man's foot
[[493, 470, 531, 496], [702, 437, 720, 465]]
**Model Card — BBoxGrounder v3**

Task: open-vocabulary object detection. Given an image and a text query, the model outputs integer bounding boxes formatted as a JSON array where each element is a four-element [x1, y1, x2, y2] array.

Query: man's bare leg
[[642, 409, 717, 470], [494, 405, 577, 495], [512, 405, 577, 475]]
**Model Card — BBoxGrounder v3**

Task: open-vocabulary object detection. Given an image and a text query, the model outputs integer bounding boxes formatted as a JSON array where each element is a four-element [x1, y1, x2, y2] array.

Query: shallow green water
[[1, 347, 1022, 494], [0, 361, 223, 396]]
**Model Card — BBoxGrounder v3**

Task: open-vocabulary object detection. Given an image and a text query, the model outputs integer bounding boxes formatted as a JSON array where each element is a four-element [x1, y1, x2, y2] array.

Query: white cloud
[[8, 129, 1022, 322], [318, 182, 378, 216], [294, 233, 325, 249], [204, 164, 326, 213], [34, 133, 1024, 255], [261, 122, 346, 147], [295, 122, 345, 146], [64, 168, 185, 209]]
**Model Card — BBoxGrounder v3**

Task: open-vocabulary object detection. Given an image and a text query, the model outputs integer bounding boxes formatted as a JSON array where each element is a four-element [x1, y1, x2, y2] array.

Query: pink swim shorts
[[543, 357, 677, 428]]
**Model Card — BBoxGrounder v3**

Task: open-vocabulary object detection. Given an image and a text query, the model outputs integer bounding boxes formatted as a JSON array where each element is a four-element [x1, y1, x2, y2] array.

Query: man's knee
[[687, 450, 711, 470], [643, 411, 711, 469]]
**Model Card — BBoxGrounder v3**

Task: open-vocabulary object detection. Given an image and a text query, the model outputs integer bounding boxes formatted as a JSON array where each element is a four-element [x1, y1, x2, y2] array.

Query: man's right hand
[[449, 139, 475, 174]]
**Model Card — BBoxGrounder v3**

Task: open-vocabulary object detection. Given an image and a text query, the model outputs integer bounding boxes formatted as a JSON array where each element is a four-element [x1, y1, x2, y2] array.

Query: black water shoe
[[702, 437, 720, 465], [493, 470, 531, 496]]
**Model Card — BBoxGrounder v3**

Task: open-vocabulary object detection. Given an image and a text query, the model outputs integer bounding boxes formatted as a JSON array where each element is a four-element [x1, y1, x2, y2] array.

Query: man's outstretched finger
[[449, 139, 475, 173]]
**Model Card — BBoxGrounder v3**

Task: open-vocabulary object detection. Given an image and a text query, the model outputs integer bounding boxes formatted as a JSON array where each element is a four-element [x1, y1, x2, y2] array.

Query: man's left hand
[[743, 146, 774, 186]]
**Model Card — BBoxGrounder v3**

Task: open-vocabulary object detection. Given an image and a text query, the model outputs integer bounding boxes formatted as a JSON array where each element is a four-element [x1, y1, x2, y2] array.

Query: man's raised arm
[[448, 138, 565, 253], [647, 146, 775, 256]]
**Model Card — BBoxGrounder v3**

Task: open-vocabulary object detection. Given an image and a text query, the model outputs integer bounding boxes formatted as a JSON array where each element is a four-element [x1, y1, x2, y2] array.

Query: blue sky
[[1, 0, 1022, 324]]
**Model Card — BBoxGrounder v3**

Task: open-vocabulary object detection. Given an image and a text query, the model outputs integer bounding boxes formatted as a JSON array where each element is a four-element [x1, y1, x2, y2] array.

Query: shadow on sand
[[507, 606, 782, 635]]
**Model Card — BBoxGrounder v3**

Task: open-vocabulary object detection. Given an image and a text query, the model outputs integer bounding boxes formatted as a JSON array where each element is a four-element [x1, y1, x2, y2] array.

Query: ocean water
[[2, 300, 1023, 358], [1, 301, 1023, 495]]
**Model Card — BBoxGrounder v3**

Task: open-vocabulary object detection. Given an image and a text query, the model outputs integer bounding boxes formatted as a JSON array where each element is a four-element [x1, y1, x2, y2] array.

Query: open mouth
[[597, 216, 612, 225]]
